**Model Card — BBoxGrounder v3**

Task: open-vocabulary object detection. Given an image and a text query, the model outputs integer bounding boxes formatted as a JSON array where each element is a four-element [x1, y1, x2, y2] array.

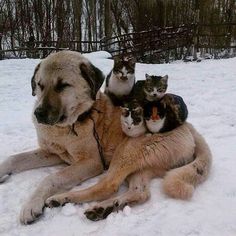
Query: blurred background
[[0, 0, 236, 62]]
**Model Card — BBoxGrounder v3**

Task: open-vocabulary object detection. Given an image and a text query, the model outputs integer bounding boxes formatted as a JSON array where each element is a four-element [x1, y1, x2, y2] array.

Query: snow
[[0, 52, 236, 236]]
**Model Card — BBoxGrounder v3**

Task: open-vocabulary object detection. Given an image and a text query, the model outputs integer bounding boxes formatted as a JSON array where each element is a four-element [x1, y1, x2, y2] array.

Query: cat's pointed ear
[[145, 73, 151, 81], [120, 106, 125, 111], [162, 75, 168, 83], [120, 104, 129, 116]]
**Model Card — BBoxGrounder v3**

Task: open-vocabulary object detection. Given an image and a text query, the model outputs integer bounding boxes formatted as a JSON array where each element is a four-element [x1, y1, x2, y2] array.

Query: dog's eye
[[55, 82, 71, 92], [37, 82, 44, 91]]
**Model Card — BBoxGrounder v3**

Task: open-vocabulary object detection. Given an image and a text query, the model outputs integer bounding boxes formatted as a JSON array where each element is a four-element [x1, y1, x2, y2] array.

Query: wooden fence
[[100, 24, 195, 62], [1, 23, 236, 62]]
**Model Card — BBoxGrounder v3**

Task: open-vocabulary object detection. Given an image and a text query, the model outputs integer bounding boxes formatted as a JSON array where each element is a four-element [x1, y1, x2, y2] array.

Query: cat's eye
[[114, 69, 122, 75], [133, 109, 142, 116], [122, 109, 129, 117], [145, 86, 153, 92]]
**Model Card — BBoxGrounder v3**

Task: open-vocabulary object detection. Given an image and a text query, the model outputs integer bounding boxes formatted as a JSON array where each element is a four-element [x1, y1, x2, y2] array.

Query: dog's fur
[[0, 51, 212, 224]]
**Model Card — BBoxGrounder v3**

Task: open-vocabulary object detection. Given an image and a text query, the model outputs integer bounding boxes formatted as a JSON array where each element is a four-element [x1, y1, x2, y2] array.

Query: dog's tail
[[162, 123, 212, 199]]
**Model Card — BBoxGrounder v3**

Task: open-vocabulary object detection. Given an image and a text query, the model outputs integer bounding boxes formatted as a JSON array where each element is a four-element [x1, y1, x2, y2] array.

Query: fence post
[[0, 12, 4, 60], [0, 33, 3, 60], [100, 36, 107, 51], [193, 1, 200, 60]]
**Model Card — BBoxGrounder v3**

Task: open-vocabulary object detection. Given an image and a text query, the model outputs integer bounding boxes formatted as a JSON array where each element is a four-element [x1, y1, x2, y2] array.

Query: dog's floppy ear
[[80, 63, 105, 100], [31, 63, 41, 96]]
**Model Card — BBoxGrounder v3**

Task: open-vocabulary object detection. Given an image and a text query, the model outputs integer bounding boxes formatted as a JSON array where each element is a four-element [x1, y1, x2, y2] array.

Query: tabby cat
[[132, 74, 168, 103], [105, 57, 136, 106]]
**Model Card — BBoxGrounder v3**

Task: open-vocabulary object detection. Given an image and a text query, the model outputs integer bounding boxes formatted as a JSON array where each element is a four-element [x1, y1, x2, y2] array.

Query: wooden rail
[[1, 23, 236, 62]]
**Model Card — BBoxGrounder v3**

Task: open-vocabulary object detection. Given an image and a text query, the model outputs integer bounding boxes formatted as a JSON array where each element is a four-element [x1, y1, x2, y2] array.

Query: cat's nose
[[120, 76, 128, 81], [153, 93, 157, 97]]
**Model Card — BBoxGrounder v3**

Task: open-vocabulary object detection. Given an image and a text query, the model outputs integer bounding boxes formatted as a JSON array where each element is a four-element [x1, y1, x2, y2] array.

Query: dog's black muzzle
[[34, 106, 61, 125]]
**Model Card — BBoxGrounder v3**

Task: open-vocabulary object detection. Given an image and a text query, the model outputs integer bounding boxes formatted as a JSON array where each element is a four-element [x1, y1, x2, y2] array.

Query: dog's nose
[[34, 107, 48, 123]]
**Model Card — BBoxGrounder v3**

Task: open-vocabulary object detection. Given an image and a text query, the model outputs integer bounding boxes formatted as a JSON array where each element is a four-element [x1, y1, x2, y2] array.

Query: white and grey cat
[[105, 57, 136, 106], [120, 100, 146, 137]]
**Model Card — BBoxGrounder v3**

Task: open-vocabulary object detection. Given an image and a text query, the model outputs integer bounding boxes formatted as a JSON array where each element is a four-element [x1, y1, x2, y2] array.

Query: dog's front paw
[[20, 198, 45, 224], [45, 194, 69, 208], [84, 205, 115, 221]]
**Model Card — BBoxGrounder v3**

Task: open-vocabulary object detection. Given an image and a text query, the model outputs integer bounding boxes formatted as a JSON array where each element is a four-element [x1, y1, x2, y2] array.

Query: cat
[[132, 74, 168, 103], [120, 100, 146, 138], [144, 93, 188, 133], [105, 57, 136, 106]]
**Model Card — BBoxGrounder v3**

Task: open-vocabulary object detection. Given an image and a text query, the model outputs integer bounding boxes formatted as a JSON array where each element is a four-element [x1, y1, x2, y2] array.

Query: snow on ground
[[0, 52, 236, 236]]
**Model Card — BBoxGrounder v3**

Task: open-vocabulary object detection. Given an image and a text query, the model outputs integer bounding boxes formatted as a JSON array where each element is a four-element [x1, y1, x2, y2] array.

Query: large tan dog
[[0, 51, 212, 224]]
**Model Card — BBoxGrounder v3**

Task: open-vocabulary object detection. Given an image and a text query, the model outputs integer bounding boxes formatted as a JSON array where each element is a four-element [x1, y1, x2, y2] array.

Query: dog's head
[[31, 51, 104, 126]]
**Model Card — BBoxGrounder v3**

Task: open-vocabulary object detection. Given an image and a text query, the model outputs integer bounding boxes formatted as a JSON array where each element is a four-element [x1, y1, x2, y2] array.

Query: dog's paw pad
[[84, 205, 114, 221], [50, 200, 61, 208], [45, 199, 62, 208], [84, 210, 100, 221], [45, 195, 69, 208], [103, 206, 114, 218]]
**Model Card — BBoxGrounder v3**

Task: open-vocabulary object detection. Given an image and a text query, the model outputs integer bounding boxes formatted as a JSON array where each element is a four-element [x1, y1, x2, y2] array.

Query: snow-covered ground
[[0, 51, 236, 236]]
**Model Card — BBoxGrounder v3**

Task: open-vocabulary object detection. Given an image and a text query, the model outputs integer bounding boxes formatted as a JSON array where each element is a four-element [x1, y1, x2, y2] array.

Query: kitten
[[133, 74, 168, 103], [144, 93, 188, 133], [144, 74, 168, 101], [105, 57, 136, 106], [120, 100, 146, 138]]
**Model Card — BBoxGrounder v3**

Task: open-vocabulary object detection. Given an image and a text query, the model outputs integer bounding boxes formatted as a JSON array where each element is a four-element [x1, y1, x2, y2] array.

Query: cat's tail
[[162, 123, 212, 199]]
